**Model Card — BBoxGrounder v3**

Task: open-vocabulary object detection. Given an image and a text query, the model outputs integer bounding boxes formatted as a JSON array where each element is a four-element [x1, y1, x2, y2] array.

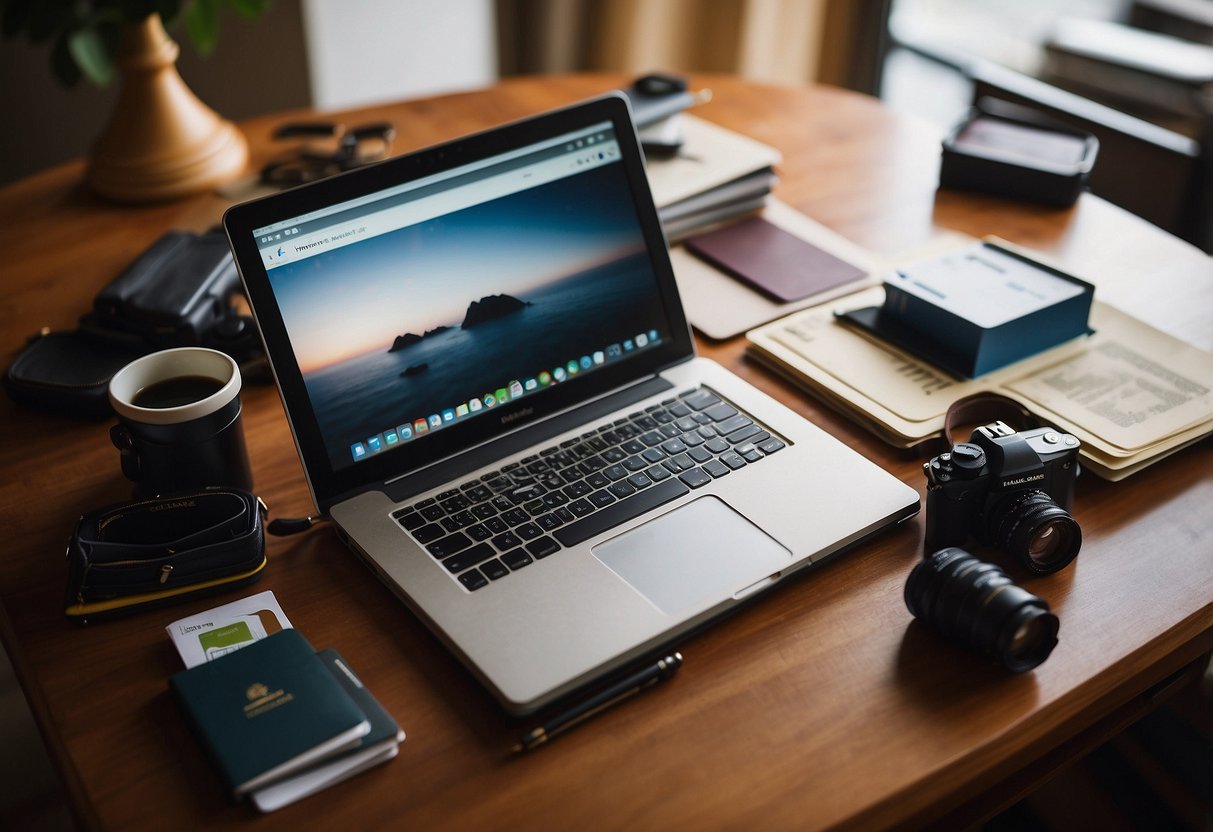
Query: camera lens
[[988, 491, 1081, 574], [905, 548, 1059, 672]]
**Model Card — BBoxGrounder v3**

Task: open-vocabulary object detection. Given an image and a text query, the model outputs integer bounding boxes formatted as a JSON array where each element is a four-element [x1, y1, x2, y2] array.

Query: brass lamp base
[[86, 15, 248, 203]]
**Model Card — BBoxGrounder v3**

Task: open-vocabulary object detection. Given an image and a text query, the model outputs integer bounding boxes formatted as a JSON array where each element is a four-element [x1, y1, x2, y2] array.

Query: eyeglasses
[[260, 121, 396, 187]]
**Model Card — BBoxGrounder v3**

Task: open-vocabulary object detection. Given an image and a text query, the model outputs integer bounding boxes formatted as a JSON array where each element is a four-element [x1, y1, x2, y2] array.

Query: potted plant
[[1, 0, 269, 201]]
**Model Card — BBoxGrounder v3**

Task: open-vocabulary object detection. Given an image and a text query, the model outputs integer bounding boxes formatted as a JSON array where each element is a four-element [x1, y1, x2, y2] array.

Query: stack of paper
[[746, 288, 1213, 481], [646, 114, 781, 240], [167, 593, 404, 812]]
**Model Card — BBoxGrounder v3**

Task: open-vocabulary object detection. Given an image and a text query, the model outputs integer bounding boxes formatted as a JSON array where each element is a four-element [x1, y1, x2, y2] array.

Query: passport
[[250, 648, 404, 812], [170, 629, 370, 797], [685, 217, 867, 304]]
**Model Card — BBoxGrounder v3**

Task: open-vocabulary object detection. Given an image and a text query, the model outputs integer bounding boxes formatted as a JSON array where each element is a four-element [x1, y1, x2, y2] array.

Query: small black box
[[940, 98, 1099, 207]]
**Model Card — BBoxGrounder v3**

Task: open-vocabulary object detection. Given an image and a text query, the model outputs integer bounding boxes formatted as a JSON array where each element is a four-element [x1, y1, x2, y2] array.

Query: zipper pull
[[159, 564, 173, 585]]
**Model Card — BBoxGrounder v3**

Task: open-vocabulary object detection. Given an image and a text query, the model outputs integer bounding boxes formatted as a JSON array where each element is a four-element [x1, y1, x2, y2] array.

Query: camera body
[[924, 421, 1081, 571]]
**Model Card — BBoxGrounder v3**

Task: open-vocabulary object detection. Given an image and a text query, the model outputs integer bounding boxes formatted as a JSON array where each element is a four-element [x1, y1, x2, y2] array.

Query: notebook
[[224, 94, 919, 715]]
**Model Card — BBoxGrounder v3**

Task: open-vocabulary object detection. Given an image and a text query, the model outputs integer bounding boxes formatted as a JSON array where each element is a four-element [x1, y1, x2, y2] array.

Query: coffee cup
[[108, 347, 253, 497]]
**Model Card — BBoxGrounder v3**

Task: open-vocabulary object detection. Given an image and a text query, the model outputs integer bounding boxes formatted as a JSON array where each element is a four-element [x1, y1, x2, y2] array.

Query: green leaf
[[185, 0, 219, 55], [226, 0, 269, 20], [67, 26, 115, 85], [50, 31, 82, 87]]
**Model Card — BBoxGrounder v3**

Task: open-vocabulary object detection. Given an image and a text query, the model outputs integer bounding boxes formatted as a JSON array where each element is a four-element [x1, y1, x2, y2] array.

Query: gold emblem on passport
[[242, 681, 293, 718]]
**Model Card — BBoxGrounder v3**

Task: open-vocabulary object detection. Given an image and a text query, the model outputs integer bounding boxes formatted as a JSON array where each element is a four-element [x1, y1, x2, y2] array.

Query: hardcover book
[[170, 629, 370, 796]]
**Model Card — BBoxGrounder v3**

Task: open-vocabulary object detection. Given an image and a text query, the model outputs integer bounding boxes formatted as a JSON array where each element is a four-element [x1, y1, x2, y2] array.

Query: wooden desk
[[1, 75, 1210, 831]]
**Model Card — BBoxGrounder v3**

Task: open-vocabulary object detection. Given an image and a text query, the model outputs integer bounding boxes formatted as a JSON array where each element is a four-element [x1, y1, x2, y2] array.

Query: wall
[[0, 0, 498, 186], [0, 2, 311, 186], [301, 0, 497, 110]]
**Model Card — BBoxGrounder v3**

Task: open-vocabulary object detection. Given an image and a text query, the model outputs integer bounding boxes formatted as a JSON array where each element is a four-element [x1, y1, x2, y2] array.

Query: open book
[[747, 279, 1213, 481]]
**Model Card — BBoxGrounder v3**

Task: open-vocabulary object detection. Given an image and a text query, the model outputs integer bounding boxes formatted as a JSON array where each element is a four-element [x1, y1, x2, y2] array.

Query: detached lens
[[905, 548, 1059, 672], [989, 491, 1081, 574]]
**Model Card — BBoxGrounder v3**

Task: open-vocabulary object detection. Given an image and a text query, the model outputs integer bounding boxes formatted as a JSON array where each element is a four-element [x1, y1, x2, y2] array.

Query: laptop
[[224, 94, 919, 715]]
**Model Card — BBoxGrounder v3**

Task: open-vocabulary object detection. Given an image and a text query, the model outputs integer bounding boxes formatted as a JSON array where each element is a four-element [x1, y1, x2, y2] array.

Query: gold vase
[[86, 14, 248, 202]]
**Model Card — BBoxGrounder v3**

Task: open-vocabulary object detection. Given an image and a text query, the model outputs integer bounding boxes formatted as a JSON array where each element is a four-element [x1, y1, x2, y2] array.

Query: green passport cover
[[249, 649, 404, 812], [170, 629, 370, 796]]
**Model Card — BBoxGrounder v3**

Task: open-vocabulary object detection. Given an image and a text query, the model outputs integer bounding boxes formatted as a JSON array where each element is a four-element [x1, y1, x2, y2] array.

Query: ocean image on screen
[[268, 163, 669, 469]]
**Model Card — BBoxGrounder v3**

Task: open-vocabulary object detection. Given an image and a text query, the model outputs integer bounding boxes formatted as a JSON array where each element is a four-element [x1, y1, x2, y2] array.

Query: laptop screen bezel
[[224, 93, 696, 512]]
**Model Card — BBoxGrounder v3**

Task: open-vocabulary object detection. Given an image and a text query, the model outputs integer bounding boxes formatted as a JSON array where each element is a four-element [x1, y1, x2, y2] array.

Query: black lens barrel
[[989, 490, 1081, 574], [905, 547, 1059, 672]]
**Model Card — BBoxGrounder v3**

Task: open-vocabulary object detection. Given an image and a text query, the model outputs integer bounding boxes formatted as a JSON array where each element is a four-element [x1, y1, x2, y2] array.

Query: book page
[[1003, 307, 1213, 453], [747, 294, 1213, 473], [766, 293, 963, 424]]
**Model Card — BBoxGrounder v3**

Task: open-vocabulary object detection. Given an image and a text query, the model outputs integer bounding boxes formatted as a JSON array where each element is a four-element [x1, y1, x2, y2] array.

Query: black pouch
[[65, 488, 267, 622], [4, 230, 261, 419], [3, 330, 149, 419], [86, 230, 240, 346]]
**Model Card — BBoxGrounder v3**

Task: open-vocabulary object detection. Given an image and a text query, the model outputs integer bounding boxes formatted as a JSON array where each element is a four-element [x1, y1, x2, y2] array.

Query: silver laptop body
[[225, 94, 919, 714]]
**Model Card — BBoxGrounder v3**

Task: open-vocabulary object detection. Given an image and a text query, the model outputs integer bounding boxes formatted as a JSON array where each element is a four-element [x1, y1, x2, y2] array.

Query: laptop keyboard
[[390, 387, 786, 591]]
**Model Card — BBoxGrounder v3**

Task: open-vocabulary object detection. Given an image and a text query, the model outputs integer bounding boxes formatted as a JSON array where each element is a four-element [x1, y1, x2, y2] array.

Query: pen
[[513, 652, 683, 752]]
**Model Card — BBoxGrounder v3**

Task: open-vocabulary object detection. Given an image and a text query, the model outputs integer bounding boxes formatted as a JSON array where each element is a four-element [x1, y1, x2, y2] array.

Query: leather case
[[685, 217, 867, 303], [2, 330, 149, 419], [65, 488, 267, 622], [87, 230, 241, 345], [4, 230, 258, 419]]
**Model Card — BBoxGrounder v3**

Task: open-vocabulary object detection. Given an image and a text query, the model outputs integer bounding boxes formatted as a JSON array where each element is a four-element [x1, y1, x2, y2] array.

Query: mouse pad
[[592, 496, 790, 616], [685, 217, 867, 303]]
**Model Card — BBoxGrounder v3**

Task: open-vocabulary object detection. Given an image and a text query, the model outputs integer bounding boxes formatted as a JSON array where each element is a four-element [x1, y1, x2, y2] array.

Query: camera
[[924, 421, 1081, 574], [905, 547, 1059, 672]]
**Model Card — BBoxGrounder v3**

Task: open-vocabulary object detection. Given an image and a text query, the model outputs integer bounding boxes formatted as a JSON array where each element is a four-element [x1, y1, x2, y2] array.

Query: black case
[[87, 230, 239, 345], [64, 488, 267, 622], [3, 331, 148, 419], [3, 231, 257, 418], [939, 98, 1099, 208]]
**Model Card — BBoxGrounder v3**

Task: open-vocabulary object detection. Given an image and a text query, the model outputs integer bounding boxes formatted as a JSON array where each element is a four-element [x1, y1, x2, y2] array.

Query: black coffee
[[132, 375, 224, 409]]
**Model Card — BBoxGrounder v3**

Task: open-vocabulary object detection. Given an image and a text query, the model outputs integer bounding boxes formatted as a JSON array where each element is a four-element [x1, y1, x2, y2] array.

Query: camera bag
[[3, 330, 150, 419], [4, 230, 260, 419], [86, 230, 240, 345], [65, 488, 267, 622]]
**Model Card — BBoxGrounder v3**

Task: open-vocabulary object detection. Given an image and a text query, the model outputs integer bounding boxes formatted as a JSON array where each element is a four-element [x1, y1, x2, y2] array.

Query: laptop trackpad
[[592, 496, 791, 616]]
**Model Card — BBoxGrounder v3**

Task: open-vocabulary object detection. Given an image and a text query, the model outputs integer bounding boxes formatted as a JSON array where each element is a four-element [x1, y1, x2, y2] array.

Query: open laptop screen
[[226, 96, 693, 507]]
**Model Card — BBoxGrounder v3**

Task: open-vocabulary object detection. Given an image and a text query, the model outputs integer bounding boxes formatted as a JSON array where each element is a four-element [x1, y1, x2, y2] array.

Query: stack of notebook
[[620, 78, 779, 239], [170, 628, 404, 812], [646, 114, 781, 240]]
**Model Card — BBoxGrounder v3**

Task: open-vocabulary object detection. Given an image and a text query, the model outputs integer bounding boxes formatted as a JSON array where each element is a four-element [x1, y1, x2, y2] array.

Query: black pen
[[513, 652, 683, 752]]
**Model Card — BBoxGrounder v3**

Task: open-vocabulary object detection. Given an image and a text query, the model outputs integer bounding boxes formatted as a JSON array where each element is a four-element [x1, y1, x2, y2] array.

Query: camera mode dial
[[927, 442, 986, 483], [948, 443, 986, 475]]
